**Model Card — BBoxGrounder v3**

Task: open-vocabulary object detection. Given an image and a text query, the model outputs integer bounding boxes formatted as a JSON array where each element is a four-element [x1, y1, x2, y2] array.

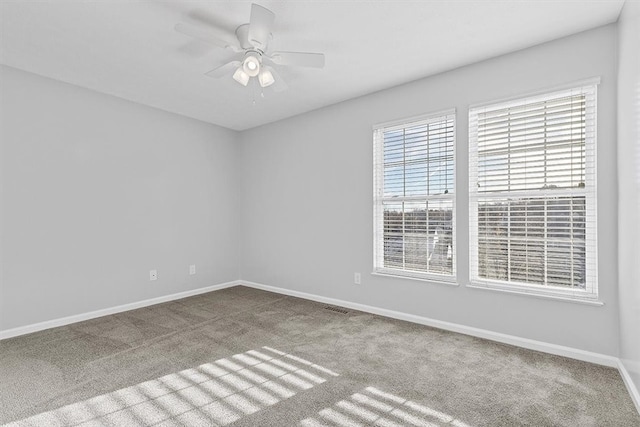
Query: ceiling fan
[[175, 3, 325, 91]]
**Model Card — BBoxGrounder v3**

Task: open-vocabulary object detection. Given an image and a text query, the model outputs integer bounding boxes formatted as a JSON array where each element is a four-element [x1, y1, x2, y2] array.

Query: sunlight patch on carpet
[[6, 347, 339, 427], [299, 386, 472, 427]]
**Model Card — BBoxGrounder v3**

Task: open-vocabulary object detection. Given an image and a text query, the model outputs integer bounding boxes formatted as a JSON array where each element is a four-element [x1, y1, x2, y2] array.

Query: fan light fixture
[[232, 68, 250, 86], [242, 52, 261, 77], [258, 69, 275, 87]]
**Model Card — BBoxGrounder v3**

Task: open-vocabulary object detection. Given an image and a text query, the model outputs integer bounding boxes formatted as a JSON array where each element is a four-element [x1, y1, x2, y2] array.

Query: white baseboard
[[0, 280, 241, 340], [239, 280, 619, 368], [1, 278, 621, 369], [618, 359, 640, 414]]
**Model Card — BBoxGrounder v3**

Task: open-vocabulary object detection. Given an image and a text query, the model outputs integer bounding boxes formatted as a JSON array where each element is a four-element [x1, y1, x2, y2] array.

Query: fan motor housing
[[235, 23, 272, 51]]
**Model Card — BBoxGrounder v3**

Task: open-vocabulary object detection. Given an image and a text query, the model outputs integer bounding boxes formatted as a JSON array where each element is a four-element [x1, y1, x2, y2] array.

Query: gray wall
[[0, 66, 239, 331], [239, 25, 620, 356], [617, 0, 640, 396]]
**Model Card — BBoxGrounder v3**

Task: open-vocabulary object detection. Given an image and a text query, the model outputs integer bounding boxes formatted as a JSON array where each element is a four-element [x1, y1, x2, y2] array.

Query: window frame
[[468, 81, 599, 302], [373, 109, 457, 283]]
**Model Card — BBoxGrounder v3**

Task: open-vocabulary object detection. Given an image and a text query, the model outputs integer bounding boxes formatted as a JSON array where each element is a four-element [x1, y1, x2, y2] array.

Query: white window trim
[[466, 282, 604, 306], [371, 271, 459, 287], [468, 82, 599, 302], [373, 109, 457, 283]]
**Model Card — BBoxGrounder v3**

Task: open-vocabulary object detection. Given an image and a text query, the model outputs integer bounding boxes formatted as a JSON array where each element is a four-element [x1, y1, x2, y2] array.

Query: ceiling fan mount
[[175, 3, 324, 92], [235, 23, 269, 52]]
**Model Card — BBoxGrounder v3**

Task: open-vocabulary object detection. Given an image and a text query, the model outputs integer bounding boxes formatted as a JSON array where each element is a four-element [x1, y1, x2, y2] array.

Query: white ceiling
[[0, 0, 625, 131]]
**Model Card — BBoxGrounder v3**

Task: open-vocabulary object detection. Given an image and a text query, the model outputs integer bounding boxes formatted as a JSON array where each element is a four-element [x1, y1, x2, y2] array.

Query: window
[[373, 111, 456, 281], [469, 83, 598, 300]]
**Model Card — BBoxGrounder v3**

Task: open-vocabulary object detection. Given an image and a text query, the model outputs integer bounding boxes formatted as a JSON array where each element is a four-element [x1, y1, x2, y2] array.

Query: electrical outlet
[[354, 272, 361, 285], [149, 270, 157, 281], [189, 264, 196, 275]]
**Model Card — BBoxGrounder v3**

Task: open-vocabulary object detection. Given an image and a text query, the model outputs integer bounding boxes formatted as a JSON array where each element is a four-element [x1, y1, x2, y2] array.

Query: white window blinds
[[373, 111, 456, 280], [469, 84, 597, 299]]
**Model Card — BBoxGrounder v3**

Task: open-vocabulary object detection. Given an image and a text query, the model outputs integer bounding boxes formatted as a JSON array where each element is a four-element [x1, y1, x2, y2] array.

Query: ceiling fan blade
[[205, 61, 241, 78], [265, 66, 288, 93], [248, 3, 275, 50], [175, 23, 241, 52], [270, 51, 325, 68]]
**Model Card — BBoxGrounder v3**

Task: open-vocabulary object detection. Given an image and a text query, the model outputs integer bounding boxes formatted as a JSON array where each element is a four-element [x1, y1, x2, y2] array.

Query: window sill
[[371, 271, 459, 287], [466, 283, 604, 306]]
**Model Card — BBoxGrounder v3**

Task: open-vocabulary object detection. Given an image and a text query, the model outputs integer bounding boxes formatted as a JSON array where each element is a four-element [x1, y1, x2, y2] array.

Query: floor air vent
[[324, 306, 349, 314]]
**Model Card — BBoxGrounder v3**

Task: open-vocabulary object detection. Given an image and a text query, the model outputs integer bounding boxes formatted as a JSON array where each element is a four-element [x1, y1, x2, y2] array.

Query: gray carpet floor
[[0, 286, 638, 426]]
